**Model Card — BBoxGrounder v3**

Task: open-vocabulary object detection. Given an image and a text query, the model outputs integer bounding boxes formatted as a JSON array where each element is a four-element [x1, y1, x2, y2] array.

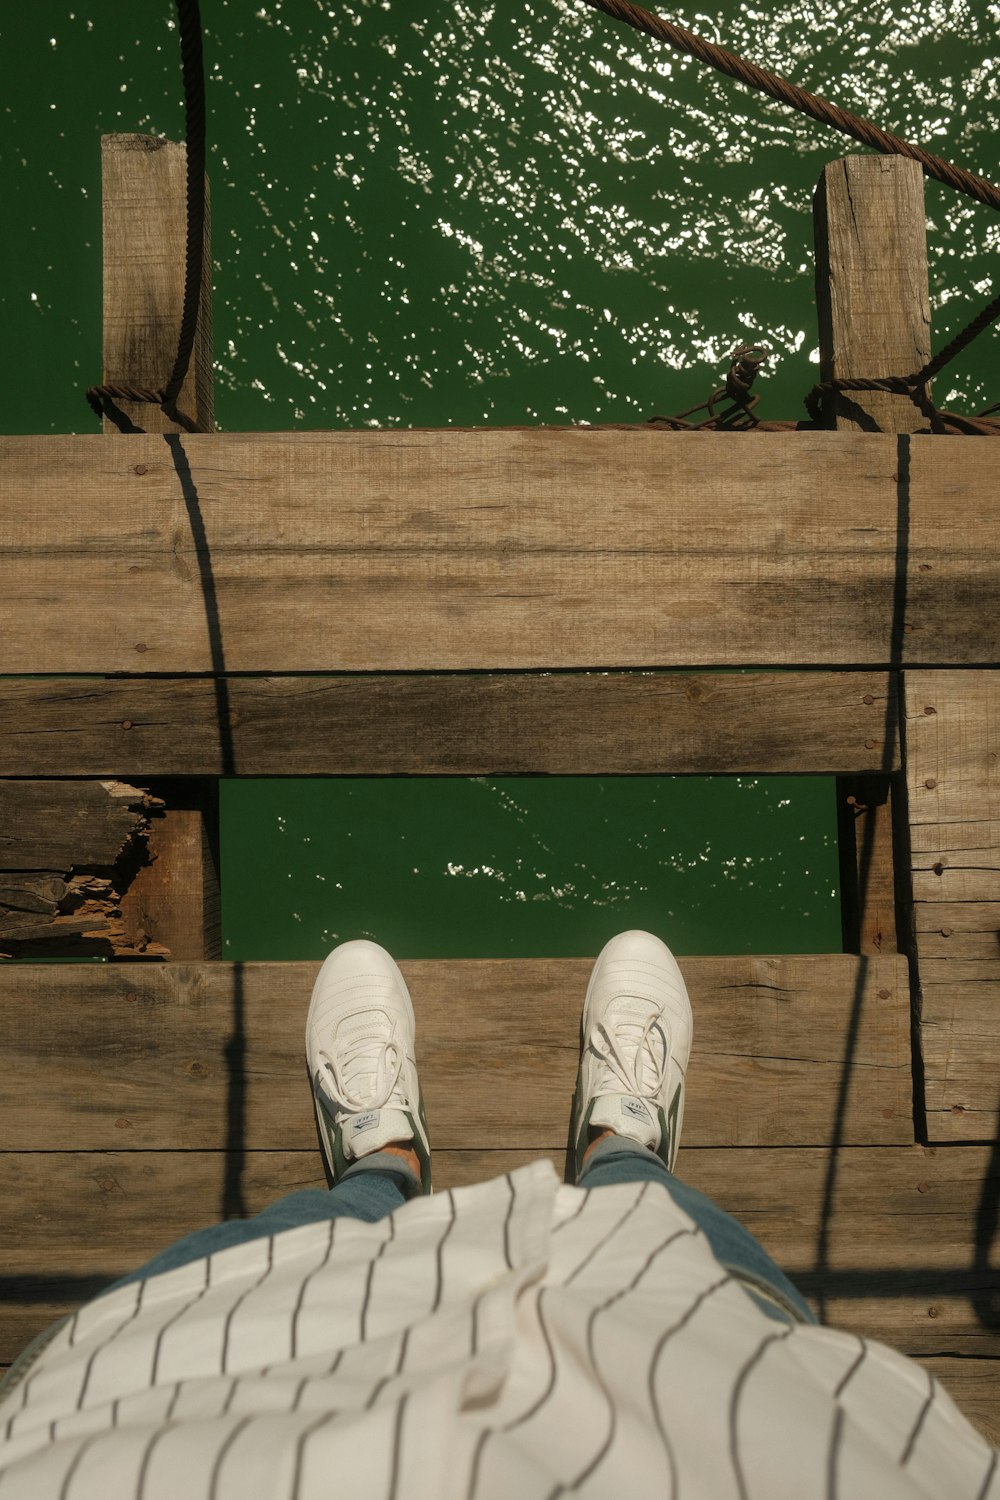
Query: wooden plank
[[2, 430, 998, 672], [0, 779, 162, 870], [101, 134, 213, 433], [1, 1144, 995, 1368], [906, 671, 1000, 1141], [0, 956, 912, 1150], [0, 671, 898, 777], [918, 1358, 1000, 1447], [814, 155, 931, 432], [836, 774, 898, 955], [118, 785, 221, 961], [915, 902, 1000, 959]]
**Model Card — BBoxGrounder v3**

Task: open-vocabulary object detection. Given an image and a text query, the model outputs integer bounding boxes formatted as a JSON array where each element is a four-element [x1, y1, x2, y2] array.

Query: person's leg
[[578, 1131, 817, 1326], [99, 1150, 422, 1297]]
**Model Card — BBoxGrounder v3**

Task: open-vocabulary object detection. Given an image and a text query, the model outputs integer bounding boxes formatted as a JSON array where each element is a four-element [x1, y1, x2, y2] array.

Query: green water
[[3, 0, 995, 959]]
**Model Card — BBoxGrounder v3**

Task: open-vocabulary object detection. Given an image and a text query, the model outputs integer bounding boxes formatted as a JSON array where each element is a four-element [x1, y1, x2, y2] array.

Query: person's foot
[[305, 940, 432, 1195], [571, 931, 693, 1183]]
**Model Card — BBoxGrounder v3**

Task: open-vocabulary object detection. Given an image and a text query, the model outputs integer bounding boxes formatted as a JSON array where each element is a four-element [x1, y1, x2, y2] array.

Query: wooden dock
[[0, 139, 997, 1446]]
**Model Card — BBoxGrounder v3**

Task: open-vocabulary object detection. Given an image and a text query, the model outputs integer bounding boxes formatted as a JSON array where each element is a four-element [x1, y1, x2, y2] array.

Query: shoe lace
[[590, 1005, 668, 1103], [318, 1027, 411, 1117]]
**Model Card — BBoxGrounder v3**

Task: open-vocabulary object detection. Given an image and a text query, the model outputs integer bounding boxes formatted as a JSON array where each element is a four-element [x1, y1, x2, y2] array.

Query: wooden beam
[[906, 670, 1000, 1140], [1, 1143, 995, 1370], [0, 431, 996, 672], [0, 671, 899, 777], [814, 155, 931, 432], [836, 774, 898, 955], [101, 134, 213, 433], [0, 955, 912, 1149], [118, 780, 221, 960]]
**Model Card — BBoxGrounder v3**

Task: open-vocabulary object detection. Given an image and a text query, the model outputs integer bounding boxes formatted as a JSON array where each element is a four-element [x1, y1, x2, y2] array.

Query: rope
[[87, 0, 207, 431], [807, 275, 1000, 428], [578, 0, 1000, 212], [580, 0, 1000, 429]]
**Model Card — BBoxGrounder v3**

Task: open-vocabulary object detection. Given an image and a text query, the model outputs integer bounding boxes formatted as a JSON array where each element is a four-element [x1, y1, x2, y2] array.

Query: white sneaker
[[571, 930, 693, 1182], [306, 940, 431, 1195]]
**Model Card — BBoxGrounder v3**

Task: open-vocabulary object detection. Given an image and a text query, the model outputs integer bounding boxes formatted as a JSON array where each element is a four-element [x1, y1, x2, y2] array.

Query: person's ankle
[[381, 1140, 421, 1176], [582, 1127, 617, 1166]]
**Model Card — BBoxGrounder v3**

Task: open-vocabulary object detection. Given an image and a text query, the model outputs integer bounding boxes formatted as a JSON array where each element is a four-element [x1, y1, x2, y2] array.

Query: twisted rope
[[805, 269, 1000, 429], [581, 0, 1000, 429], [579, 0, 1000, 211], [87, 0, 206, 431]]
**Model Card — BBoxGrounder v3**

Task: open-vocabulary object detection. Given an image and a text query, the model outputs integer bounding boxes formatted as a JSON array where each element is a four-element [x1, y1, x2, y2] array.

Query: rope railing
[[579, 0, 1000, 431], [578, 0, 1000, 212]]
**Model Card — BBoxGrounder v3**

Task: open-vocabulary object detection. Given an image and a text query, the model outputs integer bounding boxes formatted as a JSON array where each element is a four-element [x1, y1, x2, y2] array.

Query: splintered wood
[[0, 780, 167, 957]]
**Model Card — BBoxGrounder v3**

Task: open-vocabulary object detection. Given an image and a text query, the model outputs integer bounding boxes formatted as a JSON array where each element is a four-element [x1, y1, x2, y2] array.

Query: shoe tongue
[[341, 1107, 413, 1161], [324, 1010, 413, 1161], [589, 1094, 658, 1149]]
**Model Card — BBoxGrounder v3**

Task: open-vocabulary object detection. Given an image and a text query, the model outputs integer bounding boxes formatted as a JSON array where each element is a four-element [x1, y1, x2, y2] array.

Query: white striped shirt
[[0, 1159, 996, 1499]]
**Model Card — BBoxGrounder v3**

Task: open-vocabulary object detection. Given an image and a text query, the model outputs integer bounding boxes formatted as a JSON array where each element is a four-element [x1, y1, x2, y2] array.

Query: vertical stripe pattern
[[0, 1157, 994, 1500]]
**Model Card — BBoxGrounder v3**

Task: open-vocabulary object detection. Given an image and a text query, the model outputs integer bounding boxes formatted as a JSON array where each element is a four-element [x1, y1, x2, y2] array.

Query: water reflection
[[221, 776, 841, 960], [3, 0, 994, 433]]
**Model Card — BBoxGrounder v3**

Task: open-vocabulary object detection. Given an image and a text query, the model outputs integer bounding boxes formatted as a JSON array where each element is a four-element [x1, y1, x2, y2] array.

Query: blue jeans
[[99, 1139, 816, 1326]]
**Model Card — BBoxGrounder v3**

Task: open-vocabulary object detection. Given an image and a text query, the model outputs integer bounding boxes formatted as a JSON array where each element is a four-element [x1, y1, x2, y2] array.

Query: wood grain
[[917, 1358, 1000, 1446], [3, 429, 997, 672], [101, 134, 213, 433], [0, 956, 911, 1150], [814, 155, 931, 433], [0, 671, 898, 777], [906, 671, 1000, 1140]]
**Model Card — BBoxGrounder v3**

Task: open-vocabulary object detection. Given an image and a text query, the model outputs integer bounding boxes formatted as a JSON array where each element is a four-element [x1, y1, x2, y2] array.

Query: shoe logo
[[622, 1098, 648, 1121], [353, 1111, 381, 1134]]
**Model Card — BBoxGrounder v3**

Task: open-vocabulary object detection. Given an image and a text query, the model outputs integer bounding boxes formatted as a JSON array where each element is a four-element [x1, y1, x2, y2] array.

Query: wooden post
[[815, 155, 930, 955], [102, 132, 220, 959], [101, 133, 213, 433], [814, 155, 931, 433]]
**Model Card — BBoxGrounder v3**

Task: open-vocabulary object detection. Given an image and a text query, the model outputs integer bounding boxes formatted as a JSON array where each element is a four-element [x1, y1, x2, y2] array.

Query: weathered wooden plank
[[0, 956, 912, 1149], [814, 156, 931, 433], [906, 671, 1000, 1141], [915, 902, 1000, 959], [0, 779, 162, 870], [920, 987, 1000, 1140], [117, 783, 222, 960], [917, 1358, 1000, 1447], [836, 774, 898, 955], [0, 780, 169, 958], [1, 1144, 995, 1369], [0, 671, 898, 776], [101, 134, 213, 434], [1, 430, 996, 673]]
